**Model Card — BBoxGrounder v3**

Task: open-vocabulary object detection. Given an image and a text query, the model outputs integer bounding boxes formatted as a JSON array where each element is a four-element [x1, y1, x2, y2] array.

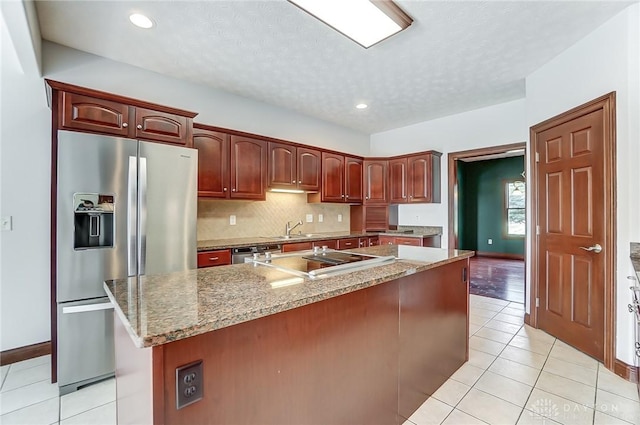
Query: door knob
[[579, 243, 602, 253]]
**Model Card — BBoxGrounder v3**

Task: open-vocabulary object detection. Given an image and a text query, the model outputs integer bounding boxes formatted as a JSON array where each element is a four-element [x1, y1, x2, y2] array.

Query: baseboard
[[614, 359, 639, 383], [476, 251, 525, 261], [0, 341, 51, 366]]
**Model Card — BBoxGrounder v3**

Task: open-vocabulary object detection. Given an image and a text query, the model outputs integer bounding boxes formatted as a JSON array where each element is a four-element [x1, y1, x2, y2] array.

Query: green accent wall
[[458, 156, 525, 255]]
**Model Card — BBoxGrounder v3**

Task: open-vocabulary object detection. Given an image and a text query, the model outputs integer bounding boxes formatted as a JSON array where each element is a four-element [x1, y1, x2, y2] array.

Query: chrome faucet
[[285, 220, 303, 237]]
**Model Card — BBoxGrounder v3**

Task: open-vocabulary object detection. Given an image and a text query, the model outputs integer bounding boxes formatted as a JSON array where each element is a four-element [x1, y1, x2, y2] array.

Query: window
[[505, 181, 525, 236]]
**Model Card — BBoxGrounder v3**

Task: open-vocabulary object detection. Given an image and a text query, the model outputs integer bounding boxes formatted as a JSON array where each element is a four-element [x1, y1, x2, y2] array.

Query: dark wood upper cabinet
[[345, 157, 363, 203], [268, 143, 320, 192], [296, 147, 321, 192], [134, 107, 189, 145], [49, 80, 196, 146], [193, 128, 230, 198], [407, 153, 441, 203], [389, 158, 408, 204], [364, 160, 388, 204], [230, 135, 267, 200], [311, 153, 363, 203], [60, 92, 132, 137], [320, 152, 345, 202], [389, 152, 441, 204]]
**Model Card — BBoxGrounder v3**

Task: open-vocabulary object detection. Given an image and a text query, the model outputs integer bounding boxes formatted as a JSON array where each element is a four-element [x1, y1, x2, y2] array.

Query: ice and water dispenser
[[73, 193, 115, 249]]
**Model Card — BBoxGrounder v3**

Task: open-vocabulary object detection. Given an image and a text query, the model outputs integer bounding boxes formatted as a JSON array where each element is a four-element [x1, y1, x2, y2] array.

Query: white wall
[[42, 42, 371, 156], [0, 11, 52, 351], [370, 99, 528, 248], [526, 4, 640, 366]]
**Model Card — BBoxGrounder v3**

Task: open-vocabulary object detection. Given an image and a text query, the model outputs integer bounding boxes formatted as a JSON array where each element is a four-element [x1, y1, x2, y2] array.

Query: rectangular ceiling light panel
[[289, 0, 413, 48]]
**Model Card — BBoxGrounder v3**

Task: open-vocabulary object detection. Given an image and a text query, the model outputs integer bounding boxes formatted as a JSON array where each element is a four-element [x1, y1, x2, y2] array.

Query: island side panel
[[398, 258, 469, 419], [114, 315, 165, 425], [160, 280, 400, 425]]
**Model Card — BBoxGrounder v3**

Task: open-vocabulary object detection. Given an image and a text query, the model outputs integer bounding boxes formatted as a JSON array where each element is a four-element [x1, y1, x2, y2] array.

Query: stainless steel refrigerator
[[56, 130, 197, 394]]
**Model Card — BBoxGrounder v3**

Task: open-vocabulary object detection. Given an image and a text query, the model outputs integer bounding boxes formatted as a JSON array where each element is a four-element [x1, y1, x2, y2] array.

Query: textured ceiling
[[35, 0, 634, 134]]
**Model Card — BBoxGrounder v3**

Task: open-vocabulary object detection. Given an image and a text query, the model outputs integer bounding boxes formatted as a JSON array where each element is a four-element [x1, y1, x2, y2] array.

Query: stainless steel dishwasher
[[232, 244, 281, 264]]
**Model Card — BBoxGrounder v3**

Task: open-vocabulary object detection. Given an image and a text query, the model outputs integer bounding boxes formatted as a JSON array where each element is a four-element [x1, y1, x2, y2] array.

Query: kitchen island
[[105, 245, 473, 425]]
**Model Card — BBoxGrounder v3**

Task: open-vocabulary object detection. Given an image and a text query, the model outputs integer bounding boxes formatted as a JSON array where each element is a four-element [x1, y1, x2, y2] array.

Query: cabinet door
[[282, 242, 313, 252], [378, 235, 395, 245], [268, 142, 297, 189], [364, 160, 388, 204], [368, 237, 380, 247], [395, 237, 422, 247], [337, 238, 360, 250], [197, 250, 231, 267], [230, 136, 267, 200], [135, 107, 189, 145], [389, 158, 408, 204], [407, 154, 434, 203], [312, 239, 338, 250], [193, 129, 230, 198], [60, 92, 132, 137], [321, 153, 345, 202], [297, 147, 321, 192], [345, 156, 363, 203]]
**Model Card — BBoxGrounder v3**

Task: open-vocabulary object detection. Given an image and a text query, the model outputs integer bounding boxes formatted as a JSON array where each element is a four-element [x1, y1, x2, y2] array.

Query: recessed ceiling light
[[288, 0, 412, 48], [129, 13, 154, 29], [356, 103, 368, 109]]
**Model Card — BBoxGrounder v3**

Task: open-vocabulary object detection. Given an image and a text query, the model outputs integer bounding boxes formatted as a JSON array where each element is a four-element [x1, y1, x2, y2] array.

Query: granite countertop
[[105, 245, 473, 348], [197, 230, 442, 251]]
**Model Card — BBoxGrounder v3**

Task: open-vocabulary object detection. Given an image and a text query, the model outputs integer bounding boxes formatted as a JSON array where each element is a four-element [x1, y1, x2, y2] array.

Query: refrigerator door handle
[[128, 156, 138, 276], [62, 302, 114, 314], [139, 157, 148, 275]]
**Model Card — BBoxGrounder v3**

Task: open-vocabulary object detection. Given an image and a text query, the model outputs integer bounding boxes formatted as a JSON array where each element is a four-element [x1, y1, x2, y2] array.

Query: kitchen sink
[[271, 234, 318, 240]]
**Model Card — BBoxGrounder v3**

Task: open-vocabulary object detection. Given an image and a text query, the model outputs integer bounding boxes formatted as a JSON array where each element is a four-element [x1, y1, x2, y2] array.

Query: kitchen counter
[[197, 229, 441, 251], [105, 245, 472, 348]]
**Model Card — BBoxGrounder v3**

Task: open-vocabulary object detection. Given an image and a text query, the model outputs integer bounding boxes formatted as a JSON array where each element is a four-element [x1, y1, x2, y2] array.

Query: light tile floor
[[404, 295, 640, 425], [0, 295, 637, 425]]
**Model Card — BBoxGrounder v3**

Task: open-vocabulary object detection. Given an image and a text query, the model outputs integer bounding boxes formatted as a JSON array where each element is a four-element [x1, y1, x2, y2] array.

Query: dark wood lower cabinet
[[114, 259, 469, 425]]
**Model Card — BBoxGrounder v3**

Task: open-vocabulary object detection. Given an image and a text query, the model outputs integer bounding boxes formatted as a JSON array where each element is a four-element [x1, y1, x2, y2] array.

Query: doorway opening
[[448, 143, 527, 304]]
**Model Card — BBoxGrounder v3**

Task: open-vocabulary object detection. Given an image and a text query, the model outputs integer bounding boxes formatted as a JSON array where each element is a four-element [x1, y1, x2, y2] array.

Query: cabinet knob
[[292, 180, 296, 183], [232, 188, 236, 192], [403, 196, 406, 199], [341, 195, 345, 198], [345, 195, 349, 198], [122, 123, 128, 128], [137, 124, 143, 130], [365, 196, 369, 200], [298, 181, 302, 184], [223, 187, 228, 192]]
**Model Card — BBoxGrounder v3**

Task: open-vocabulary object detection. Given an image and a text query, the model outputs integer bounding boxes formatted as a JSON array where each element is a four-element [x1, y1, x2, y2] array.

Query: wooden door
[[389, 158, 408, 204], [230, 136, 267, 200], [268, 142, 296, 189], [135, 107, 189, 145], [408, 153, 434, 203], [344, 156, 363, 203], [193, 129, 229, 198], [60, 92, 133, 137], [535, 107, 609, 361], [297, 147, 321, 192], [321, 153, 345, 202], [364, 160, 388, 204]]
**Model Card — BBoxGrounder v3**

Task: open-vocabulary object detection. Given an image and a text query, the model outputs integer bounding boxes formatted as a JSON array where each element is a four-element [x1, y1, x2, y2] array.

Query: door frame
[[529, 92, 616, 370], [447, 142, 527, 251]]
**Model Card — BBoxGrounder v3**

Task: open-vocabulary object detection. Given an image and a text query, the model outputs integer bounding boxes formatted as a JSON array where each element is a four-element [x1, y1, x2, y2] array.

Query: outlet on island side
[[229, 215, 236, 225], [176, 360, 204, 410]]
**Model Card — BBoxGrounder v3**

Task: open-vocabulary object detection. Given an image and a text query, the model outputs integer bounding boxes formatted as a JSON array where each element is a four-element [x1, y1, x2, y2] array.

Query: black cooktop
[[267, 252, 374, 273]]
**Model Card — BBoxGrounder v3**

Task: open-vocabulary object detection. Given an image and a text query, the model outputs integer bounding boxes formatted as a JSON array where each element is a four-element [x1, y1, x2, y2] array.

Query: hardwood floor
[[469, 256, 524, 303]]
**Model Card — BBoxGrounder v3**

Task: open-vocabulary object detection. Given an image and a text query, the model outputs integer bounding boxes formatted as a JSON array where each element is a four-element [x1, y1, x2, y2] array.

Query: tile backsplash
[[197, 192, 351, 240]]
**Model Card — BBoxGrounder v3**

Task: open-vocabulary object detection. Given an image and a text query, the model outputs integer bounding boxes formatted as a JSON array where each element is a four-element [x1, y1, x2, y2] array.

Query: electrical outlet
[[488, 239, 493, 245], [306, 214, 313, 223], [1, 216, 12, 231], [318, 214, 323, 223], [176, 360, 203, 409], [229, 215, 236, 225], [337, 214, 343, 222], [415, 215, 420, 221]]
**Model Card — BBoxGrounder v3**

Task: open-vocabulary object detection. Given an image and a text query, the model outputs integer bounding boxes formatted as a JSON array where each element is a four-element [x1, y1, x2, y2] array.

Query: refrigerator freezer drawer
[[57, 297, 115, 394]]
